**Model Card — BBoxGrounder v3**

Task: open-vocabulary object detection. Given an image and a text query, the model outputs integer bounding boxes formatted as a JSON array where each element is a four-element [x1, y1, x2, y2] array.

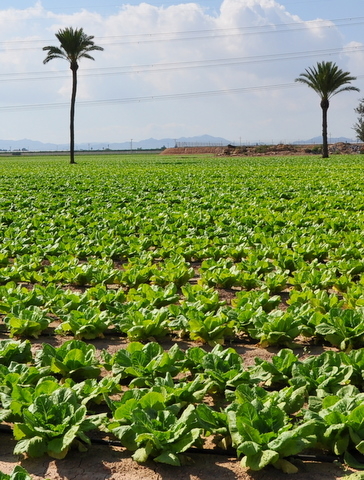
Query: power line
[[0, 45, 363, 83], [0, 16, 363, 51], [2, 71, 362, 112], [0, 82, 316, 111], [73, 15, 364, 38]]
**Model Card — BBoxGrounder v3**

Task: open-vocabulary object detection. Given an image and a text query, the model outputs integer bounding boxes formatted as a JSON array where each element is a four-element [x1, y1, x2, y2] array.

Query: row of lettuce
[[1, 338, 364, 471], [0, 156, 363, 268], [1, 248, 364, 289], [1, 156, 364, 350], [1, 242, 364, 291], [1, 155, 364, 475], [0, 279, 364, 350]]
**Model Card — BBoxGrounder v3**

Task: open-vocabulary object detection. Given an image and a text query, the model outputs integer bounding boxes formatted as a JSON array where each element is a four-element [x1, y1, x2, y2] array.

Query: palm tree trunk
[[70, 65, 78, 164], [321, 99, 329, 158]]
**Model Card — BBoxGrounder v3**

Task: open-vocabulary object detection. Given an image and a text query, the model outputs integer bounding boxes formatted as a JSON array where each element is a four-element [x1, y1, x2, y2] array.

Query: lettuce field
[[1, 153, 364, 478]]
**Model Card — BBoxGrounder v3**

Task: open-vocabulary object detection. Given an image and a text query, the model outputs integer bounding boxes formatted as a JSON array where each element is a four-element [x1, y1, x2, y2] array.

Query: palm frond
[[43, 27, 104, 66], [295, 61, 359, 100]]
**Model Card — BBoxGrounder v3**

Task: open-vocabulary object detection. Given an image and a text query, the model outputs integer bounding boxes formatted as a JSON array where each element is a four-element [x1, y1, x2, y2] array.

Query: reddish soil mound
[[161, 143, 363, 156], [161, 146, 226, 155]]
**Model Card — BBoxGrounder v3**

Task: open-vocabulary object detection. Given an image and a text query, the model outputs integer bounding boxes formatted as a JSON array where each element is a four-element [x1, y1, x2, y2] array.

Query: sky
[[0, 0, 364, 146]]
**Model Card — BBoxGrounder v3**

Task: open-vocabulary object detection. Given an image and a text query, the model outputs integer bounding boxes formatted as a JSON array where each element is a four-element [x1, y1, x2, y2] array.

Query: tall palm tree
[[43, 27, 104, 164], [353, 98, 364, 142], [295, 61, 359, 158]]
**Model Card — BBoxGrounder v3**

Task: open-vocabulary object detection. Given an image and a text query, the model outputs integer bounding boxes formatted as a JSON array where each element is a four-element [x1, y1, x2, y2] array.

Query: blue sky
[[3, 1, 363, 20], [0, 0, 363, 146]]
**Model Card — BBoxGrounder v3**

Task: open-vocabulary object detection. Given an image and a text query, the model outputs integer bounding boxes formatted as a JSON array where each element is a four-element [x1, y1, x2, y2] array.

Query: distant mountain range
[[293, 136, 357, 145], [0, 134, 357, 152], [0, 134, 231, 152]]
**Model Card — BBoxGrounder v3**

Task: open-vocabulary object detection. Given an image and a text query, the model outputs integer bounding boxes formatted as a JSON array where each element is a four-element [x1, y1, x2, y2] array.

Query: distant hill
[[293, 136, 356, 144], [0, 134, 359, 152], [0, 134, 232, 152]]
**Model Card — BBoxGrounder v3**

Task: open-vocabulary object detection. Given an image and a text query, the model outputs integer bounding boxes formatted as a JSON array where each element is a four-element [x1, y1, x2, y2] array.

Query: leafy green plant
[[13, 387, 106, 459], [0, 282, 45, 313], [107, 390, 204, 465], [147, 373, 215, 405], [314, 308, 364, 351], [227, 396, 317, 472], [232, 290, 280, 313], [247, 309, 304, 347], [84, 285, 126, 310], [305, 386, 364, 467], [287, 288, 343, 313], [343, 285, 364, 309], [150, 255, 194, 287], [0, 339, 32, 366], [34, 340, 102, 381], [118, 255, 156, 287], [0, 465, 50, 480], [262, 269, 289, 293], [333, 274, 355, 293], [199, 259, 241, 288], [289, 351, 354, 395], [126, 283, 179, 308], [70, 376, 121, 406], [180, 283, 225, 313], [0, 372, 60, 422], [113, 306, 170, 340], [289, 263, 335, 291], [49, 289, 85, 315], [236, 271, 262, 290], [55, 306, 111, 339], [103, 341, 185, 385], [343, 349, 364, 387], [197, 344, 251, 391], [248, 348, 299, 388], [186, 307, 236, 346], [3, 306, 51, 338]]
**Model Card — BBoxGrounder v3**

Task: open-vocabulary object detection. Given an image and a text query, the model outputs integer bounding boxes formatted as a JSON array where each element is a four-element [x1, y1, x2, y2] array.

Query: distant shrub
[[311, 145, 322, 155], [254, 145, 269, 154]]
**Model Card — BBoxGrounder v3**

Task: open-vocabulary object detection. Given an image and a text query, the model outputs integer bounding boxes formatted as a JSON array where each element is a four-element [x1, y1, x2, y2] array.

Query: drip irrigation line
[[0, 425, 349, 464], [0, 326, 254, 347], [0, 424, 12, 434], [82, 438, 343, 462], [86, 438, 235, 456]]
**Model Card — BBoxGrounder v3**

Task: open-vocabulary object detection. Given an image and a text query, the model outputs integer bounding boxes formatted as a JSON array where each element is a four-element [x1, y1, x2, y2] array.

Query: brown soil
[[0, 332, 357, 480], [2, 143, 362, 479], [0, 277, 358, 479], [161, 142, 363, 157], [0, 435, 355, 480]]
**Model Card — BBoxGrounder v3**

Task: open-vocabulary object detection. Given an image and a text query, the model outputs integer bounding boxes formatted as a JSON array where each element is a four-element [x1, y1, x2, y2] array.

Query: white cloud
[[0, 0, 362, 144]]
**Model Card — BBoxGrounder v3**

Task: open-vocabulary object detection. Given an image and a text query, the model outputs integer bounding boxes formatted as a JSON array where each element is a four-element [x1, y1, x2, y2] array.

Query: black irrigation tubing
[[0, 426, 339, 462], [0, 326, 259, 346], [86, 438, 343, 463], [0, 328, 256, 349], [0, 326, 126, 338], [87, 437, 236, 455], [0, 425, 12, 434], [0, 425, 351, 464]]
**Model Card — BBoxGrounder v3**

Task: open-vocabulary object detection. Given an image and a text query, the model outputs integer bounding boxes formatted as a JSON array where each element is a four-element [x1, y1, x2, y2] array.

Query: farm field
[[1, 153, 364, 480]]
